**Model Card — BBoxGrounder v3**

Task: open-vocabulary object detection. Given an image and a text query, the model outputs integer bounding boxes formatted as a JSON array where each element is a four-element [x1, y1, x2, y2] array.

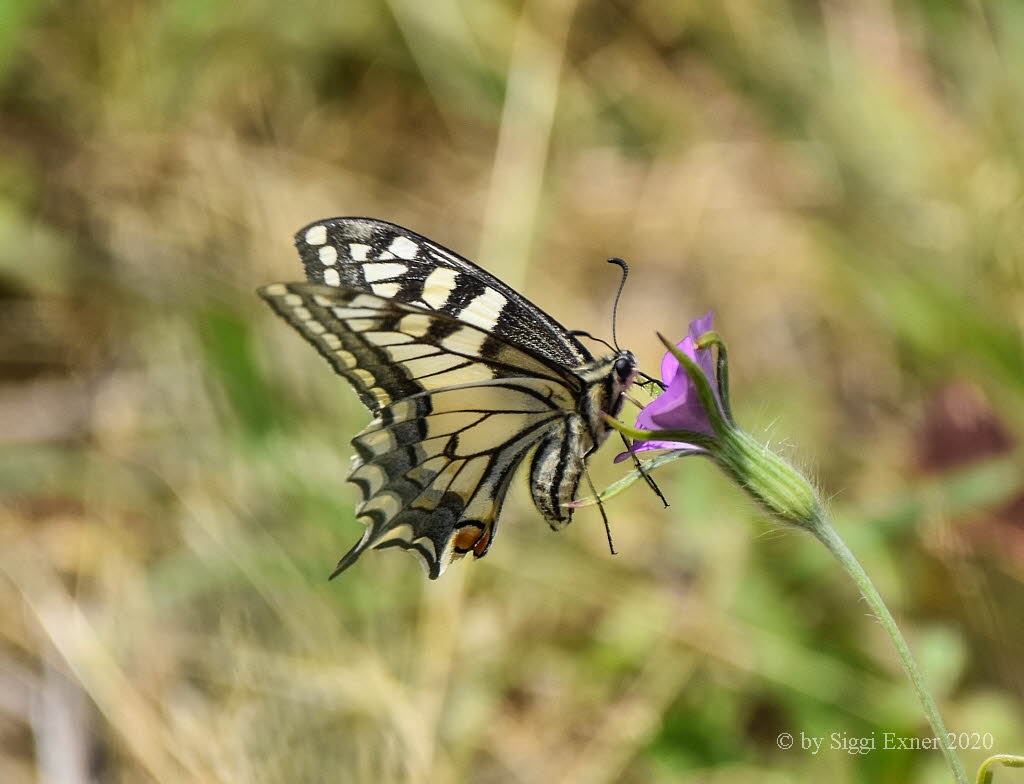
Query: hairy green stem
[[715, 428, 819, 529], [715, 429, 967, 782], [812, 516, 968, 784], [976, 754, 1024, 784]]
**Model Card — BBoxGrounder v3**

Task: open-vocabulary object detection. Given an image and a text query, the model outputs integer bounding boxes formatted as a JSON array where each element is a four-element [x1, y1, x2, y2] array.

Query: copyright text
[[776, 731, 994, 755]]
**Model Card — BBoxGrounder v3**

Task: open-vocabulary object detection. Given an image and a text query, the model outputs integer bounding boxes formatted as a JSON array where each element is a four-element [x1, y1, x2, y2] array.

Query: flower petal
[[631, 311, 721, 439], [660, 338, 684, 386], [657, 312, 715, 389], [641, 351, 716, 435], [690, 310, 716, 379], [689, 310, 715, 340], [636, 360, 691, 429]]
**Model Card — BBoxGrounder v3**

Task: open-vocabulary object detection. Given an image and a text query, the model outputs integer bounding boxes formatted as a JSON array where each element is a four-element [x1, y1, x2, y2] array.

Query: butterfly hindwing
[[341, 381, 572, 578], [295, 217, 592, 368]]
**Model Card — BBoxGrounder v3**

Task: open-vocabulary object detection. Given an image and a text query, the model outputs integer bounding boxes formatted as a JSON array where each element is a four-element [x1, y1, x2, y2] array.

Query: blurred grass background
[[1, 1, 1023, 782]]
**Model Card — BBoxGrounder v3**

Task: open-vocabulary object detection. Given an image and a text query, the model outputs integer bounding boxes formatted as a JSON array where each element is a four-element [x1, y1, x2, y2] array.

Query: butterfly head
[[613, 351, 636, 385], [576, 349, 638, 448], [609, 349, 638, 417]]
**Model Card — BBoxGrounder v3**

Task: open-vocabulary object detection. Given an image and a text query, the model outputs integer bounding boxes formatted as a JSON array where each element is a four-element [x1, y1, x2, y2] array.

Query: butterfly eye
[[614, 356, 633, 381]]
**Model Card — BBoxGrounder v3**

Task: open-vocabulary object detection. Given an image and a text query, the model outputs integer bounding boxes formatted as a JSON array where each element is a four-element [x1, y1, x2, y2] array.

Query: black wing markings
[[294, 217, 592, 368]]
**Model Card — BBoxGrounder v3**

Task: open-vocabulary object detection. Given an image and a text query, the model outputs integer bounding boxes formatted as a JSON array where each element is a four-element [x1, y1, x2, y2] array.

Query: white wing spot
[[331, 307, 376, 319], [421, 267, 459, 309], [442, 327, 488, 357], [349, 243, 371, 261], [305, 225, 327, 245], [282, 294, 302, 305], [385, 343, 436, 362], [323, 267, 341, 286], [350, 294, 381, 308], [352, 319, 385, 331], [322, 334, 341, 349], [306, 321, 326, 335], [318, 245, 338, 266], [457, 287, 507, 332], [417, 364, 494, 390], [354, 368, 376, 387], [361, 492, 403, 521], [357, 428, 397, 456], [388, 235, 419, 260], [351, 463, 387, 495], [364, 331, 414, 346], [376, 522, 414, 545], [363, 262, 407, 282], [348, 319, 380, 332], [263, 283, 286, 296], [292, 306, 312, 321], [402, 354, 465, 378], [376, 251, 396, 260], [399, 313, 432, 337], [407, 456, 446, 485], [413, 536, 438, 560], [372, 282, 401, 298], [335, 350, 357, 368]]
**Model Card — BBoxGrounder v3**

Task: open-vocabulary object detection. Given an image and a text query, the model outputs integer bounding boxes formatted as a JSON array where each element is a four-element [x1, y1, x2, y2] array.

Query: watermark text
[[776, 731, 994, 755]]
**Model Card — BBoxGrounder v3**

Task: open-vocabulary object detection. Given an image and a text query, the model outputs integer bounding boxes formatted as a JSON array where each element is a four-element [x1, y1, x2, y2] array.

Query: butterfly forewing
[[295, 217, 592, 368], [258, 283, 576, 410]]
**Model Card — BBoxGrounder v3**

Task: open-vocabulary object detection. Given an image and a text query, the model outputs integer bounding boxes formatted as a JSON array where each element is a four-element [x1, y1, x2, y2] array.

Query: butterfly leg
[[582, 466, 617, 555], [619, 432, 670, 508]]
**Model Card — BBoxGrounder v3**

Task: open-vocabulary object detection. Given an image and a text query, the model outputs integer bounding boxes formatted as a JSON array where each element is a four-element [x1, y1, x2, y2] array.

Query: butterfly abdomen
[[527, 350, 638, 530], [529, 415, 594, 530]]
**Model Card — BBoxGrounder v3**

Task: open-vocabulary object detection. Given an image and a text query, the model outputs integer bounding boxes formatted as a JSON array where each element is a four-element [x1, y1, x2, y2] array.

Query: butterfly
[[258, 217, 637, 579]]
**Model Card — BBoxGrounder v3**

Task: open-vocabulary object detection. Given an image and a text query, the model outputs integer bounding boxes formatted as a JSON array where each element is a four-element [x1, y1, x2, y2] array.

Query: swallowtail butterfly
[[259, 218, 637, 579]]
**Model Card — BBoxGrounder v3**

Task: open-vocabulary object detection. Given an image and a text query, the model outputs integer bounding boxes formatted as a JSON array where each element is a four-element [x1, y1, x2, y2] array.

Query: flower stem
[[976, 754, 1024, 784], [811, 516, 968, 784]]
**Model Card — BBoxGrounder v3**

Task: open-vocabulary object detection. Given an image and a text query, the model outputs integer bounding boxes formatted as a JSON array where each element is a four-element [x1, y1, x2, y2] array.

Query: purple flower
[[615, 311, 719, 462]]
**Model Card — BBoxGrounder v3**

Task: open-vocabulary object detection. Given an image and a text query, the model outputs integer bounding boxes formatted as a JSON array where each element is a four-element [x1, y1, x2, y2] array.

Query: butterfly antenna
[[582, 467, 616, 555], [567, 329, 615, 352], [606, 257, 629, 351], [604, 257, 667, 507]]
